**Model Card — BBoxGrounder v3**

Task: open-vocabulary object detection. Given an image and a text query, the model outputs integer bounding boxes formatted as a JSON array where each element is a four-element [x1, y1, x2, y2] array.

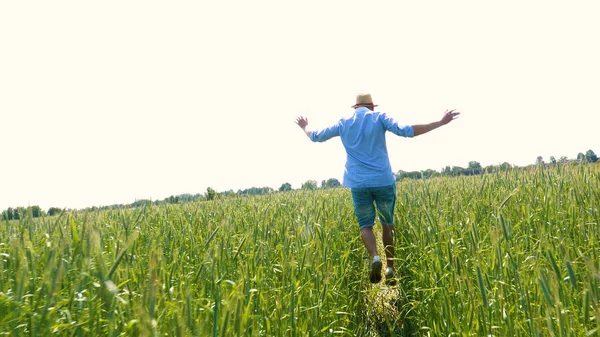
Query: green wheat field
[[1, 165, 599, 336]]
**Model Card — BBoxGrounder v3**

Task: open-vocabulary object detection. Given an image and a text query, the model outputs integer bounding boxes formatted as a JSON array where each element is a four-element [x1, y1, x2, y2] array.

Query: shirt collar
[[354, 107, 370, 114]]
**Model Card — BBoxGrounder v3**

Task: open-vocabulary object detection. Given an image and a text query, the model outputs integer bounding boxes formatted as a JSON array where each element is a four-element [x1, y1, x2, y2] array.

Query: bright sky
[[1, 1, 599, 211]]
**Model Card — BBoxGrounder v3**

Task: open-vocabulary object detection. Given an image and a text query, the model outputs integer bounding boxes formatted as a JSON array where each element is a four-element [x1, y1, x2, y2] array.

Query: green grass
[[1, 164, 599, 336]]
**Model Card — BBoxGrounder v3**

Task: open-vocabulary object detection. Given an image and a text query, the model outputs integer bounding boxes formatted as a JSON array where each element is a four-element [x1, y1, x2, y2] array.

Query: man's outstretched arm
[[295, 116, 312, 138], [412, 109, 460, 137]]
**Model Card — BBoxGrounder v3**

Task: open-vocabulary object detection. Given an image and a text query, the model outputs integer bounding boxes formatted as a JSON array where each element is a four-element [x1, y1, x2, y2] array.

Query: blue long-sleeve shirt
[[310, 107, 414, 188]]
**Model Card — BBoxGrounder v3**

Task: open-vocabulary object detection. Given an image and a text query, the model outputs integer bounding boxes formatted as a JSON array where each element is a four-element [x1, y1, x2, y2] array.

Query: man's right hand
[[295, 116, 312, 138], [295, 116, 309, 129]]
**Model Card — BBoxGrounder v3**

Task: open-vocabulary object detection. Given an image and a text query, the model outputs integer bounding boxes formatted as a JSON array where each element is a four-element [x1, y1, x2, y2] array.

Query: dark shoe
[[369, 257, 382, 283]]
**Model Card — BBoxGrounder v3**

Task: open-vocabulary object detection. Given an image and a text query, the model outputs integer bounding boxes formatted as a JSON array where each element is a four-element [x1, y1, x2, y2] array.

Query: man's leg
[[352, 188, 378, 259], [374, 184, 397, 284], [381, 224, 395, 269], [361, 226, 382, 283], [360, 226, 378, 258], [351, 188, 382, 283]]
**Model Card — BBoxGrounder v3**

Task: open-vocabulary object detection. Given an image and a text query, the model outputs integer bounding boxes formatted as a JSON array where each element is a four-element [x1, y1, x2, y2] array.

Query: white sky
[[1, 1, 599, 211]]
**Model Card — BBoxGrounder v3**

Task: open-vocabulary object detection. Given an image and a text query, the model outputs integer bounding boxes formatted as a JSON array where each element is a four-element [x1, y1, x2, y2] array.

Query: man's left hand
[[440, 109, 460, 125]]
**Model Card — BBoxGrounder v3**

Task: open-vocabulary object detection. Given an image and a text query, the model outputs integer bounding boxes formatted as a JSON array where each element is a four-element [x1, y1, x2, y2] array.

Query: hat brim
[[352, 104, 378, 108]]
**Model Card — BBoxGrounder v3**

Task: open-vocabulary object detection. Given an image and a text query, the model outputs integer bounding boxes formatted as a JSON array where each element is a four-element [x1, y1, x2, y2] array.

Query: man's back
[[310, 107, 414, 188]]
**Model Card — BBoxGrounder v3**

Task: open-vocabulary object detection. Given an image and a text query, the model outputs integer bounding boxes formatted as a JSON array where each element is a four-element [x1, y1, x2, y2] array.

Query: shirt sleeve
[[309, 121, 341, 142], [380, 112, 414, 138]]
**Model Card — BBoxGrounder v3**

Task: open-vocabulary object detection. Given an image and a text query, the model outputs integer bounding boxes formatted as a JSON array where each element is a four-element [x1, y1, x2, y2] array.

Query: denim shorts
[[351, 184, 396, 229]]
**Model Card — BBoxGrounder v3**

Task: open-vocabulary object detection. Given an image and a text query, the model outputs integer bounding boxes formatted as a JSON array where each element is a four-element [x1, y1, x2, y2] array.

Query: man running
[[295, 93, 459, 284]]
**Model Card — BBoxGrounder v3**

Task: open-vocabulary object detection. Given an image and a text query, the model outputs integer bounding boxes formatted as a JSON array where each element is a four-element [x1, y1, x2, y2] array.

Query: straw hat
[[352, 93, 378, 108]]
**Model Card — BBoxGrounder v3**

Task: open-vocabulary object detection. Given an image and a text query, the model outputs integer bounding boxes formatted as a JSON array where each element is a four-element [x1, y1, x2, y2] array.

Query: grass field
[[1, 165, 599, 336]]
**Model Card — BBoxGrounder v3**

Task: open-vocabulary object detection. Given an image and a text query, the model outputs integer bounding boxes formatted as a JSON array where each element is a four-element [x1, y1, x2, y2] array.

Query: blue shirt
[[310, 107, 414, 188]]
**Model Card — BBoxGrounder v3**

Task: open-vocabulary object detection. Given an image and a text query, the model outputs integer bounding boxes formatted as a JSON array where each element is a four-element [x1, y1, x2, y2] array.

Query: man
[[295, 93, 459, 284]]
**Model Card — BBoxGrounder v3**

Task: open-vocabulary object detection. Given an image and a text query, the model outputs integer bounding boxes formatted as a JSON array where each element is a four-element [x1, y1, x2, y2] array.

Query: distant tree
[[420, 169, 438, 179], [396, 170, 419, 180], [536, 156, 544, 166], [441, 166, 452, 176], [177, 193, 202, 202], [396, 170, 406, 180], [12, 207, 27, 220], [166, 195, 179, 204], [323, 178, 341, 188], [30, 206, 43, 218], [585, 149, 598, 163], [131, 199, 152, 208], [301, 180, 318, 191], [549, 156, 557, 165], [483, 165, 495, 174], [220, 190, 236, 197], [279, 183, 292, 192], [206, 187, 217, 201], [577, 152, 586, 163], [1, 208, 13, 220], [559, 156, 569, 164], [467, 161, 482, 175], [100, 204, 124, 211], [499, 162, 512, 171], [451, 166, 464, 176], [238, 187, 273, 195], [47, 207, 62, 216]]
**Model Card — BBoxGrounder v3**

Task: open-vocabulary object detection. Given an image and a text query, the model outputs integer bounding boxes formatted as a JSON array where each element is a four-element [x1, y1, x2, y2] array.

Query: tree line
[[2, 149, 596, 220], [397, 149, 597, 180]]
